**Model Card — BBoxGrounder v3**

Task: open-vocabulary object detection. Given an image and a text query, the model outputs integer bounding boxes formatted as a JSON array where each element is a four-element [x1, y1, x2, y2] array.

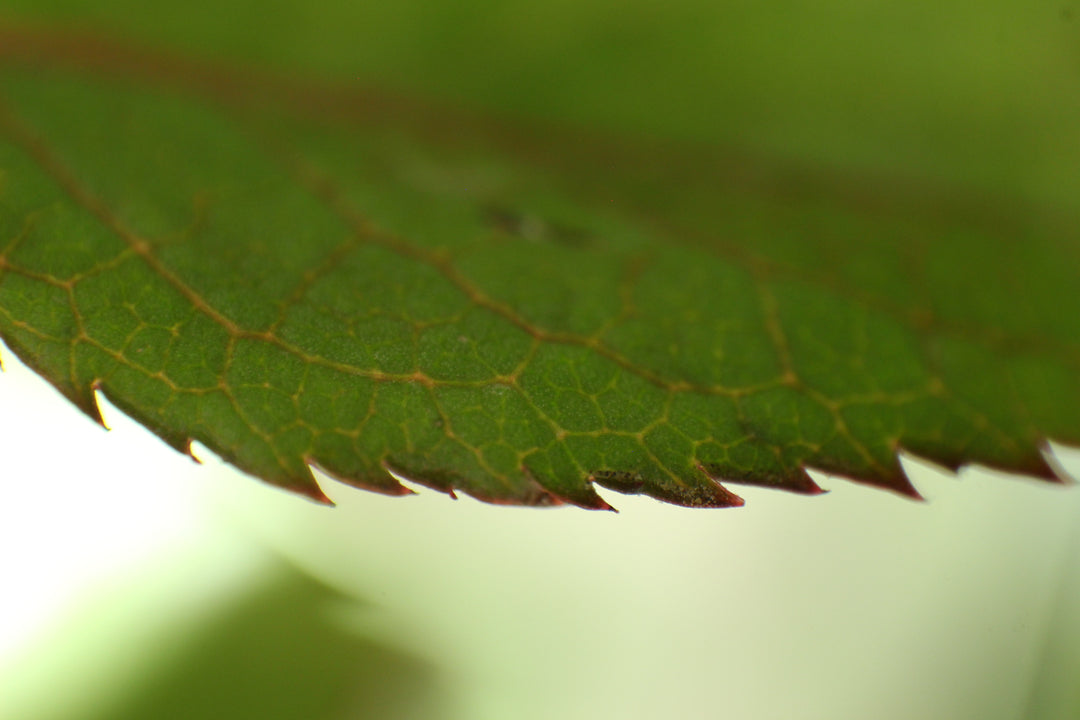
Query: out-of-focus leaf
[[88, 565, 448, 720]]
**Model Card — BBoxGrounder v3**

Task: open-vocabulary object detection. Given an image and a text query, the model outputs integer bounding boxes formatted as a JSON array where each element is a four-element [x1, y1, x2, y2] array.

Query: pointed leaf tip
[[700, 463, 825, 496], [381, 460, 457, 499], [310, 460, 414, 498], [864, 468, 924, 502], [1018, 446, 1073, 485], [532, 471, 613, 511], [642, 471, 745, 509], [293, 475, 335, 506]]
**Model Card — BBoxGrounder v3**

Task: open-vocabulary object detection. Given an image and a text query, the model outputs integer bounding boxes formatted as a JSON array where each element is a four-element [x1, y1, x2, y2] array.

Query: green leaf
[[94, 566, 448, 720], [0, 3, 1078, 509], [6, 556, 448, 720]]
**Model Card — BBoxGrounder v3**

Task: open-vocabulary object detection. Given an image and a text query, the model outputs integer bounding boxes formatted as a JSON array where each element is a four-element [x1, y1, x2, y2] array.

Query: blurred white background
[[0, 338, 1077, 720]]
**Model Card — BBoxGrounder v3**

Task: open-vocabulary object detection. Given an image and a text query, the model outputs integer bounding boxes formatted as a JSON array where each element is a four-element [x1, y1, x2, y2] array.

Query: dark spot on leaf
[[482, 203, 590, 247], [650, 479, 745, 508]]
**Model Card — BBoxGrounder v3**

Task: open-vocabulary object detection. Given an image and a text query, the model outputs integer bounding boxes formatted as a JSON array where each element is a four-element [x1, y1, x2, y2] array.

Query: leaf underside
[[0, 14, 1078, 510]]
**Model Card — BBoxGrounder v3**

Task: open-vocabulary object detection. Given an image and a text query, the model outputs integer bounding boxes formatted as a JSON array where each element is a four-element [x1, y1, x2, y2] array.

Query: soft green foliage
[[90, 567, 446, 720], [0, 3, 1078, 508]]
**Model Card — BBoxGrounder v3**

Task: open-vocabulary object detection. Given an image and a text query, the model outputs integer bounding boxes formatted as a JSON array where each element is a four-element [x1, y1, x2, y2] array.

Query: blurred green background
[[2, 2, 1080, 718]]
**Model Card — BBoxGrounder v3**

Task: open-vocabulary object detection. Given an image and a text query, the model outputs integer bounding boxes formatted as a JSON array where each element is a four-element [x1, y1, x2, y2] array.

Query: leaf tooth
[[912, 452, 965, 475], [699, 463, 826, 495], [659, 481, 745, 508], [901, 440, 1074, 487], [990, 443, 1073, 485], [77, 379, 108, 429], [180, 438, 202, 464], [546, 486, 613, 511], [1042, 444, 1078, 484], [289, 464, 336, 506], [528, 468, 615, 511], [950, 443, 1073, 485], [589, 467, 746, 508], [90, 381, 202, 462], [380, 460, 572, 507], [648, 469, 745, 508], [464, 484, 567, 508], [381, 459, 458, 500], [0, 339, 106, 428], [308, 457, 413, 499], [149, 429, 201, 462], [588, 470, 645, 495], [850, 460, 924, 501], [483, 468, 568, 508]]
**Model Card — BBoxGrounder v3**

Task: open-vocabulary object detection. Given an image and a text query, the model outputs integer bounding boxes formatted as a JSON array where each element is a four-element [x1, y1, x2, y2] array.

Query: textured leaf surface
[[1, 3, 1078, 508]]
